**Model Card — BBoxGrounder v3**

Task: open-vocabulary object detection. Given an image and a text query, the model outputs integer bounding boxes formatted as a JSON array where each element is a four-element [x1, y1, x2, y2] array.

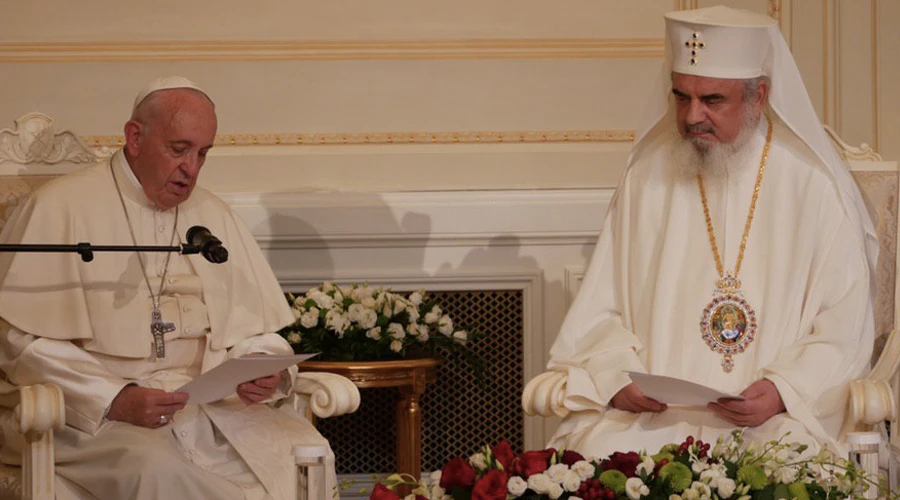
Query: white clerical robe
[[0, 151, 336, 500], [548, 118, 873, 459]]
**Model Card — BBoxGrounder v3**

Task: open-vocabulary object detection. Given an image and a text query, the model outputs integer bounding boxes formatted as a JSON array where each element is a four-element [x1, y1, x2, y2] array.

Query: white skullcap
[[665, 6, 776, 79], [132, 76, 211, 111]]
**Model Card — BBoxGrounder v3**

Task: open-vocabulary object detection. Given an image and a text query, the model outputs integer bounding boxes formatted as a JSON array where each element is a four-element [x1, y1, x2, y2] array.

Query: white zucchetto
[[132, 76, 211, 111]]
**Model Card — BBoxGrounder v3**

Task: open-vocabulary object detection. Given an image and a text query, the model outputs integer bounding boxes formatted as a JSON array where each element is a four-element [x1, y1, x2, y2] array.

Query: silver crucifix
[[151, 309, 176, 360]]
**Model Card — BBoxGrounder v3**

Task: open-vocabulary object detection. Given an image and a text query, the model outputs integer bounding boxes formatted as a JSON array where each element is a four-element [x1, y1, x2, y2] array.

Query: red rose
[[560, 450, 586, 466], [602, 451, 641, 478], [370, 483, 401, 500], [491, 440, 516, 470], [440, 457, 477, 489], [515, 449, 556, 477], [472, 470, 509, 500]]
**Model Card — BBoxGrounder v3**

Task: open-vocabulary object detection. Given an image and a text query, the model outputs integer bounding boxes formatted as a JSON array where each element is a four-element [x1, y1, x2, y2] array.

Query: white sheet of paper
[[627, 371, 745, 406], [177, 353, 319, 404]]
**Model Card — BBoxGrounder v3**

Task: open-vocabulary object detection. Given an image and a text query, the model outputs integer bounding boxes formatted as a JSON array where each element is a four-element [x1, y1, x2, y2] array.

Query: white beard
[[670, 114, 763, 187]]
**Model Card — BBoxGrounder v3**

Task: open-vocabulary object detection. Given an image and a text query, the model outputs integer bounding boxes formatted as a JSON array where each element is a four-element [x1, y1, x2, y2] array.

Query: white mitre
[[629, 5, 877, 276], [132, 75, 212, 111]]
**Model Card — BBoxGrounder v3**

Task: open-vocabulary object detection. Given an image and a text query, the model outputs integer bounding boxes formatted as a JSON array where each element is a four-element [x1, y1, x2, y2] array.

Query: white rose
[[571, 461, 596, 480], [348, 304, 366, 322], [393, 301, 407, 316], [635, 455, 655, 477], [325, 309, 349, 335], [321, 282, 335, 293], [366, 327, 382, 340], [669, 496, 683, 500], [359, 308, 378, 329], [406, 306, 420, 323], [452, 330, 468, 344], [545, 463, 569, 483], [362, 296, 376, 309], [287, 332, 301, 343], [699, 465, 724, 484], [388, 323, 405, 340], [681, 490, 699, 500], [417, 331, 430, 343], [468, 453, 487, 470], [311, 291, 334, 310], [507, 476, 527, 497], [625, 477, 649, 499], [291, 307, 303, 320], [562, 470, 582, 492], [428, 484, 446, 500], [689, 481, 711, 499], [692, 458, 710, 475], [527, 474, 554, 494], [438, 315, 453, 335], [406, 323, 420, 335], [300, 311, 318, 329], [409, 291, 424, 306], [424, 306, 442, 324], [715, 477, 736, 498], [547, 483, 564, 500], [390, 340, 403, 353]]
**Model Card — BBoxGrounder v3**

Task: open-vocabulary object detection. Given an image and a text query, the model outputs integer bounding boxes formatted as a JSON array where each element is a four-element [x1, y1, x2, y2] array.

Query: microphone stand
[[0, 243, 202, 262]]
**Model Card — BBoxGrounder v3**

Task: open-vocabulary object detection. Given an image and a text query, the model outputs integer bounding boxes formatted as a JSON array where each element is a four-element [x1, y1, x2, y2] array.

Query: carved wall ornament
[[0, 113, 106, 165]]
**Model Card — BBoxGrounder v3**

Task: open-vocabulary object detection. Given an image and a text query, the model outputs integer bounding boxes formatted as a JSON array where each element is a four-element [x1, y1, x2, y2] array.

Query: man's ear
[[123, 120, 143, 157], [755, 79, 770, 113]]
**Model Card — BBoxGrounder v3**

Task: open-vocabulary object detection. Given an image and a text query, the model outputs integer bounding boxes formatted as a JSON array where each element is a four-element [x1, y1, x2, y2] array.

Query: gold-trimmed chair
[[0, 113, 361, 500], [523, 128, 900, 478]]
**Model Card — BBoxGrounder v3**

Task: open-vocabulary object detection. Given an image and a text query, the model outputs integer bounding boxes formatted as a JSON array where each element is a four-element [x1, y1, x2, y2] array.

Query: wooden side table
[[297, 358, 440, 483]]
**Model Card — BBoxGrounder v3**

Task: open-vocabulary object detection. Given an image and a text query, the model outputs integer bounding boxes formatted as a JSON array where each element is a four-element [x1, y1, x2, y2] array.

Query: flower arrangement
[[279, 282, 480, 365], [372, 430, 888, 500]]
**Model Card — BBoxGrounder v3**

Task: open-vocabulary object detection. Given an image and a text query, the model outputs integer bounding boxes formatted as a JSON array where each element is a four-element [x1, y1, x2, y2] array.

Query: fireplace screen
[[313, 289, 526, 474]]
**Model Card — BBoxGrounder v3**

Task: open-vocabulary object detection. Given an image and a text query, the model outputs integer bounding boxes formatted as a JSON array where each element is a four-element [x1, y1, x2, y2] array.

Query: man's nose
[[181, 154, 201, 177], [685, 100, 706, 125]]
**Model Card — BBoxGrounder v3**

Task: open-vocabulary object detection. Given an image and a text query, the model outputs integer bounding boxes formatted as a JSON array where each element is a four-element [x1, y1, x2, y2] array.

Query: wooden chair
[[0, 113, 361, 500]]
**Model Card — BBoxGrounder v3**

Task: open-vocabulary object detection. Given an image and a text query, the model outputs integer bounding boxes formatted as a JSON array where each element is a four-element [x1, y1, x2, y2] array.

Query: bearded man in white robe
[[547, 6, 876, 459], [0, 77, 335, 499]]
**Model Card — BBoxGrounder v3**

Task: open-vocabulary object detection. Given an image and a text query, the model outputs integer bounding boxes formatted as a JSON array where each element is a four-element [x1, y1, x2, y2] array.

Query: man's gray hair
[[743, 76, 770, 104]]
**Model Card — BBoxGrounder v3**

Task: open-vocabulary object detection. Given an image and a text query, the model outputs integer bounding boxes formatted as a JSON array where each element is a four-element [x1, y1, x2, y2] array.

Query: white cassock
[[0, 151, 336, 500], [548, 117, 873, 459]]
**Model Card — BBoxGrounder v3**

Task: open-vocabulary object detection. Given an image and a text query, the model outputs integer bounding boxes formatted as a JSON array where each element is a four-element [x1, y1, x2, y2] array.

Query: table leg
[[395, 369, 427, 492]]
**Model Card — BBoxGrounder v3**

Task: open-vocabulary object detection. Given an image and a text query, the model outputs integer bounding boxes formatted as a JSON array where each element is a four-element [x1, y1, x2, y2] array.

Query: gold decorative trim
[[871, 0, 880, 152], [768, 0, 783, 24], [81, 130, 636, 148], [0, 38, 664, 62]]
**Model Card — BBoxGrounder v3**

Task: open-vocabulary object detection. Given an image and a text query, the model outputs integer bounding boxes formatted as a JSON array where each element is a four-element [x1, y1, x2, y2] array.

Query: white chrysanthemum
[[390, 340, 403, 353], [507, 476, 527, 497], [438, 315, 453, 335], [388, 323, 405, 340], [547, 483, 564, 500], [301, 310, 319, 329], [562, 470, 582, 492], [452, 331, 468, 344], [409, 291, 424, 306], [287, 332, 301, 343], [468, 453, 488, 470], [527, 474, 554, 494], [715, 477, 736, 498], [424, 306, 442, 324], [571, 461, 596, 480], [625, 477, 649, 499], [636, 455, 655, 477], [545, 463, 569, 483], [366, 327, 382, 340], [325, 309, 349, 336]]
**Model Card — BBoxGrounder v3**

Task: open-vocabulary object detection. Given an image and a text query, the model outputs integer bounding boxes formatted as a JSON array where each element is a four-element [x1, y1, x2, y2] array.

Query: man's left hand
[[708, 378, 786, 427], [236, 371, 284, 405]]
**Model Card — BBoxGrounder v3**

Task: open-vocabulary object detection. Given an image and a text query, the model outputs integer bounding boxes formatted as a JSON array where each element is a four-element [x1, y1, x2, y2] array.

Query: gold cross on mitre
[[684, 32, 706, 65]]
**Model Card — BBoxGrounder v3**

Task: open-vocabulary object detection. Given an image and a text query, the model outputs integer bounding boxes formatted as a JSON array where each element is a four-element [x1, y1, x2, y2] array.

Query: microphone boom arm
[[0, 243, 202, 262]]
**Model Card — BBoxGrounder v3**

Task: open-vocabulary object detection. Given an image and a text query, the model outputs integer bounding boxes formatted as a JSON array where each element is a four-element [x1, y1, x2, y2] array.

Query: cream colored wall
[[0, 0, 895, 193]]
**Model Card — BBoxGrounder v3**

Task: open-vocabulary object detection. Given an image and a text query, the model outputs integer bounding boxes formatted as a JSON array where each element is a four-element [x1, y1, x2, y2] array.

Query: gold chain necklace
[[110, 162, 178, 361], [698, 115, 772, 373]]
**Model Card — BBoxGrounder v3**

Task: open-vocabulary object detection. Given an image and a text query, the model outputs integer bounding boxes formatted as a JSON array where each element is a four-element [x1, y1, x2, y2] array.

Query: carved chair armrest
[[292, 372, 360, 419], [13, 383, 65, 500], [522, 371, 570, 418], [849, 329, 900, 426]]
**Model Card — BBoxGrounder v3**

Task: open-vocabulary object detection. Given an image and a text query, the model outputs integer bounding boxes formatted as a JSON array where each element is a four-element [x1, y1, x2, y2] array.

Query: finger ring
[[160, 415, 168, 424]]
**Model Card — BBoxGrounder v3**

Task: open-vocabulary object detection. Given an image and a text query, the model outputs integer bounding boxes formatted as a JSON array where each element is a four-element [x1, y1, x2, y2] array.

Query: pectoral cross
[[151, 309, 175, 360]]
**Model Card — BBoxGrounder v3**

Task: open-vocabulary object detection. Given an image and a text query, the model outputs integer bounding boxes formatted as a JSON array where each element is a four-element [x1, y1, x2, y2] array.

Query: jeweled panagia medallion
[[700, 273, 757, 372]]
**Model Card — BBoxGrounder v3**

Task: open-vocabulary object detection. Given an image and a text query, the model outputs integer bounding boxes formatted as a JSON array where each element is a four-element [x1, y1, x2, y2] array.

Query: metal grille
[[315, 289, 525, 474]]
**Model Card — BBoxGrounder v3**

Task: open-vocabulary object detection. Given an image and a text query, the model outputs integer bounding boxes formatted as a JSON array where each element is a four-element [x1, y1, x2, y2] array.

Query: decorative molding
[[563, 266, 586, 308], [825, 125, 883, 161], [0, 113, 103, 165], [769, 0, 783, 24], [81, 129, 637, 149], [0, 38, 664, 63]]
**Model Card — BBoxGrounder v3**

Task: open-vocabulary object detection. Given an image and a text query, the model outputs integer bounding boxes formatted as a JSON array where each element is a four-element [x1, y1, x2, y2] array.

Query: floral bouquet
[[372, 430, 887, 500], [279, 282, 481, 367]]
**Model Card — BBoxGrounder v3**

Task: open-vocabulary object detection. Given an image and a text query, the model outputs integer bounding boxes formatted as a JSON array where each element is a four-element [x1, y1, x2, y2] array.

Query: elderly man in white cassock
[[547, 6, 876, 458], [0, 77, 336, 499]]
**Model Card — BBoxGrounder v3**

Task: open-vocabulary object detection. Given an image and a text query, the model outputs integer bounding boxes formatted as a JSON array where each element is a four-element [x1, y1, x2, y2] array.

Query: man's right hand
[[610, 383, 668, 413], [106, 385, 188, 428]]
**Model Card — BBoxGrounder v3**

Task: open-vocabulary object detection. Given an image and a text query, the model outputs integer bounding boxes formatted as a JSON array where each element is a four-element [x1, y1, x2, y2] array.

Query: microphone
[[186, 226, 229, 263]]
